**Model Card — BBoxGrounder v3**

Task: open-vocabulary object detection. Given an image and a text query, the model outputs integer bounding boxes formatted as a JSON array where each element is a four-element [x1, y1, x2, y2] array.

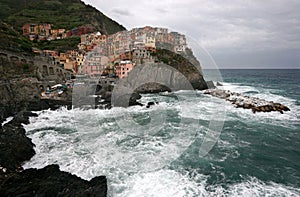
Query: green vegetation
[[0, 0, 126, 53], [34, 36, 81, 53], [152, 48, 199, 75], [0, 0, 125, 35], [0, 21, 32, 53]]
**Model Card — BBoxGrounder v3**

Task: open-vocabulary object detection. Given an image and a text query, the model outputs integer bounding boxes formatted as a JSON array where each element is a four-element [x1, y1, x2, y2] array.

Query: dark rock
[[204, 88, 290, 114], [206, 81, 216, 89], [101, 91, 112, 101], [244, 104, 251, 109], [152, 49, 208, 91], [146, 101, 155, 108], [0, 117, 35, 172], [22, 111, 38, 117], [264, 106, 271, 112], [0, 165, 107, 196], [216, 82, 223, 86], [136, 83, 171, 94], [131, 92, 142, 100], [0, 112, 108, 196]]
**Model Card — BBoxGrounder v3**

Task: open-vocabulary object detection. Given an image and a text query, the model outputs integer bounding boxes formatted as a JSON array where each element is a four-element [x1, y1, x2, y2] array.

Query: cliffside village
[[22, 24, 188, 97]]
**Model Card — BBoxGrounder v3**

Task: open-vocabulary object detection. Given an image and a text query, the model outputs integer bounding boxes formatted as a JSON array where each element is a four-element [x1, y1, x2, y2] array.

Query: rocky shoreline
[[0, 110, 107, 196], [203, 88, 290, 114], [0, 79, 145, 196], [1, 80, 291, 195]]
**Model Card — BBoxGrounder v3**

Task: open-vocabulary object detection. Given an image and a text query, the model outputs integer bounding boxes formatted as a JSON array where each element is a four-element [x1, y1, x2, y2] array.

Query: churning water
[[23, 69, 300, 196]]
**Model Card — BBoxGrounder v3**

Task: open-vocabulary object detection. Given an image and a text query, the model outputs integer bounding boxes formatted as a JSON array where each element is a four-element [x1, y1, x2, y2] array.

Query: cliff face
[[130, 49, 207, 94], [152, 49, 207, 90], [112, 61, 207, 106]]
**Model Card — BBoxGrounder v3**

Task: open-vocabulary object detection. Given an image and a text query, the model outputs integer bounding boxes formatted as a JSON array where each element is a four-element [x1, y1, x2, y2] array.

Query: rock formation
[[0, 111, 107, 196], [0, 165, 107, 196], [203, 89, 290, 114], [141, 48, 207, 93]]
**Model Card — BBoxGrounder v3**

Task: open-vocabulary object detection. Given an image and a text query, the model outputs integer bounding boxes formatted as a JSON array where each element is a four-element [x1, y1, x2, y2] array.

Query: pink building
[[83, 48, 109, 77], [115, 60, 135, 78]]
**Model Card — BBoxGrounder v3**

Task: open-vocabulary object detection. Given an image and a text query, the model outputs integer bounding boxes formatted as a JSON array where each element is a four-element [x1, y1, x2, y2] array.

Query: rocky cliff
[[112, 61, 207, 107], [152, 48, 207, 89], [132, 49, 208, 94], [0, 111, 106, 196]]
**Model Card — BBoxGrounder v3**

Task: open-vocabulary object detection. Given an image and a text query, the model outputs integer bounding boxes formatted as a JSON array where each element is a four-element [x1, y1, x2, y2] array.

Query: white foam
[[221, 82, 259, 94], [115, 169, 207, 197], [110, 170, 300, 197], [23, 103, 201, 179], [223, 177, 300, 197], [22, 87, 300, 196], [1, 116, 13, 126]]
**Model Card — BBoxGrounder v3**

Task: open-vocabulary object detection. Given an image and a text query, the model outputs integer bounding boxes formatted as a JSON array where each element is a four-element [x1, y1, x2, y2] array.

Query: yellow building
[[145, 36, 156, 48]]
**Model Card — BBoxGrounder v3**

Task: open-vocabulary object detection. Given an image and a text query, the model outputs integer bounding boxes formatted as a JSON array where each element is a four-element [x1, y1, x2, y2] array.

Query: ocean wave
[[22, 82, 299, 196], [111, 169, 300, 197]]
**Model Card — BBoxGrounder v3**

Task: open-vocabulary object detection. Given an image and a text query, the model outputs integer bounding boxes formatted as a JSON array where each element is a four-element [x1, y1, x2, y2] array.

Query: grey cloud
[[111, 8, 133, 16], [82, 0, 300, 68], [155, 7, 169, 14]]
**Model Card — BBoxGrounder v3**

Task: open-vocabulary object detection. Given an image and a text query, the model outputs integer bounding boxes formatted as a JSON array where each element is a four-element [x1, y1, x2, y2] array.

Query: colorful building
[[115, 60, 135, 78], [83, 47, 109, 77]]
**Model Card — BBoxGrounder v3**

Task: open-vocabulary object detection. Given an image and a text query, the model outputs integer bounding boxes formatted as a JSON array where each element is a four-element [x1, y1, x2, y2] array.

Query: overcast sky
[[82, 0, 300, 69]]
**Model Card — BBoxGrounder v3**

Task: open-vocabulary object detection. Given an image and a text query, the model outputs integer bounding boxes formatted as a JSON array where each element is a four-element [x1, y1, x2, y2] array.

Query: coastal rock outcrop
[[0, 112, 36, 172], [0, 164, 107, 196], [203, 88, 290, 114], [72, 83, 143, 109], [0, 111, 108, 196], [135, 48, 208, 93], [0, 78, 73, 123], [115, 62, 202, 97]]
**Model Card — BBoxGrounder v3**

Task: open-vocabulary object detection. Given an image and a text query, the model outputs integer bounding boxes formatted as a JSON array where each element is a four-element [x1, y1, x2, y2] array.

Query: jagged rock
[[203, 89, 290, 114], [0, 112, 36, 172], [216, 82, 223, 86], [0, 111, 108, 196], [146, 101, 155, 108], [0, 165, 107, 196], [206, 81, 216, 89]]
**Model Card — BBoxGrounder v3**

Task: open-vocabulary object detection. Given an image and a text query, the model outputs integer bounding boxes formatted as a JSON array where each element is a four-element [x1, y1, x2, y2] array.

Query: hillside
[[0, 21, 32, 53], [0, 0, 125, 35]]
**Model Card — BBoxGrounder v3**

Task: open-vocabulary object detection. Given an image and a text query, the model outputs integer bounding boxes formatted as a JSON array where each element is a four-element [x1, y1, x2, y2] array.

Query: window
[[122, 72, 125, 74], [30, 25, 35, 33], [127, 68, 129, 70]]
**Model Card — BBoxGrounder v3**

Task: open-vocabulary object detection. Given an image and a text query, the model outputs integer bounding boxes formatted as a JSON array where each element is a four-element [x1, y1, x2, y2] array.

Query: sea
[[20, 69, 299, 196]]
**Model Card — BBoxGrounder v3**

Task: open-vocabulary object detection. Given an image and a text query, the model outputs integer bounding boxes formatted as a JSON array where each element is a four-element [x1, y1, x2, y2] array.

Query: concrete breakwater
[[203, 89, 290, 114]]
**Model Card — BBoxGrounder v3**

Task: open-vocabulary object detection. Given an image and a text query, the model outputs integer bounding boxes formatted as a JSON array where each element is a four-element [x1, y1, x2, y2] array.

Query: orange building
[[115, 60, 135, 78], [22, 23, 39, 35]]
